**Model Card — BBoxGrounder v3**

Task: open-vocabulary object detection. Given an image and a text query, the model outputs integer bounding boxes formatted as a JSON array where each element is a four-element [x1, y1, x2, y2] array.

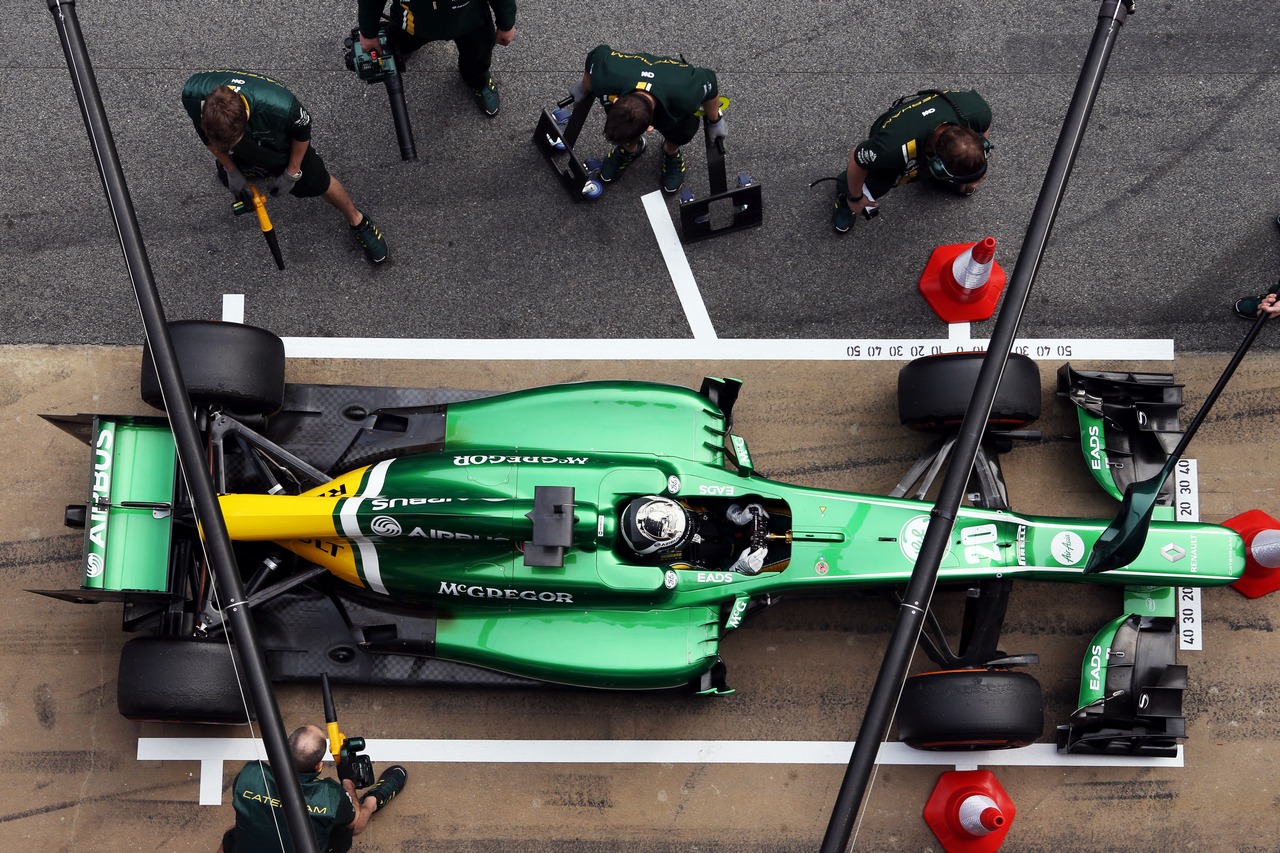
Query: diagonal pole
[[820, 2, 1134, 850], [1085, 280, 1278, 573], [42, 2, 316, 850]]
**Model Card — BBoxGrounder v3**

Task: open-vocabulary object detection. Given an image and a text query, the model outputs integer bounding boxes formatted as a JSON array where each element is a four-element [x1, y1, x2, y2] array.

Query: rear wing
[[42, 414, 178, 594]]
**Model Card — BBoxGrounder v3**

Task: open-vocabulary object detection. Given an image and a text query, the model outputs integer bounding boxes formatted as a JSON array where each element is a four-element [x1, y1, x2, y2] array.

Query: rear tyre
[[141, 320, 285, 415], [117, 636, 253, 724], [896, 668, 1043, 750], [898, 352, 1041, 433]]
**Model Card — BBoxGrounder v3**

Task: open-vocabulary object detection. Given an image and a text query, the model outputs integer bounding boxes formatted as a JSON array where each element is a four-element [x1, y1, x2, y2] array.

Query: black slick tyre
[[141, 320, 285, 415], [896, 668, 1044, 750], [897, 352, 1041, 433], [117, 636, 252, 724]]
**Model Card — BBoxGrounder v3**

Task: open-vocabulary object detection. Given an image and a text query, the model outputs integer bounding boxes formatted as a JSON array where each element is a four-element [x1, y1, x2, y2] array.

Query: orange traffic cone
[[923, 769, 1015, 853], [1223, 509, 1280, 598], [918, 236, 1008, 323]]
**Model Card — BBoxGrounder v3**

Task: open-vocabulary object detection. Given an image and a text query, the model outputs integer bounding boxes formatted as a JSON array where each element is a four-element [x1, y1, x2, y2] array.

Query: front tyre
[[898, 352, 1041, 433], [895, 668, 1043, 750]]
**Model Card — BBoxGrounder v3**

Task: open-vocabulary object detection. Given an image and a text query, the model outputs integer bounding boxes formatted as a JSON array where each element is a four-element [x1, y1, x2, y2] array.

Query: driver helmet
[[621, 496, 692, 556]]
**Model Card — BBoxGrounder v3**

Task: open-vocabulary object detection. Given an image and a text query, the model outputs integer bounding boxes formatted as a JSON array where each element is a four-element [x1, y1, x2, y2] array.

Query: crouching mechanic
[[831, 89, 991, 233], [358, 0, 516, 117], [181, 70, 388, 264], [219, 724, 407, 853], [569, 45, 725, 194]]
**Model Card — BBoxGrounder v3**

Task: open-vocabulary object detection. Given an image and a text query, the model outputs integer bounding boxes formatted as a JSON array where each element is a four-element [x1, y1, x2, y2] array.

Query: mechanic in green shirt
[[568, 45, 725, 194], [831, 89, 992, 234], [357, 0, 516, 116], [218, 725, 407, 853], [182, 70, 388, 264]]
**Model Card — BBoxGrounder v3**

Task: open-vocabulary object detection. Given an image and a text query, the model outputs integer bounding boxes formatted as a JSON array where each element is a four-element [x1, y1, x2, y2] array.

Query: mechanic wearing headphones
[[357, 0, 516, 117], [218, 724, 407, 853], [831, 89, 992, 234], [182, 70, 388, 264], [568, 45, 724, 194]]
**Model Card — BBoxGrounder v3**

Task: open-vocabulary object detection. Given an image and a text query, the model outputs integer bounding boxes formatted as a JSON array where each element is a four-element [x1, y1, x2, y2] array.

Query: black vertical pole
[[819, 2, 1133, 850], [42, 3, 317, 851]]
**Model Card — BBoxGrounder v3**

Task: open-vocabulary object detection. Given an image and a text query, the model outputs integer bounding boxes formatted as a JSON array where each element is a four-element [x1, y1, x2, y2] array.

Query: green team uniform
[[585, 45, 719, 146], [181, 70, 331, 198], [226, 762, 356, 853], [851, 89, 991, 197], [359, 0, 516, 43]]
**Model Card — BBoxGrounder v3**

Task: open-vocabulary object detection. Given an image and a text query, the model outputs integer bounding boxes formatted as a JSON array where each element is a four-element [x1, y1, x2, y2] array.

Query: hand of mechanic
[[495, 27, 516, 46], [844, 193, 873, 216], [268, 170, 301, 197], [225, 168, 252, 201], [707, 115, 728, 144], [1261, 293, 1280, 317], [569, 77, 590, 104], [359, 34, 380, 55]]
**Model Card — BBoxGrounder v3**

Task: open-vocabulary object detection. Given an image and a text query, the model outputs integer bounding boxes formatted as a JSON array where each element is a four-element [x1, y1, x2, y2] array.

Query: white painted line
[[138, 737, 1182, 806], [222, 294, 245, 324], [948, 323, 971, 340], [641, 191, 717, 339], [278, 336, 1174, 362]]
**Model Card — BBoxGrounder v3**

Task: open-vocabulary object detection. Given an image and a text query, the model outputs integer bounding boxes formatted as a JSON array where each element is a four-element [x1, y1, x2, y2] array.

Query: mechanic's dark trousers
[[394, 19, 497, 89], [221, 825, 355, 853]]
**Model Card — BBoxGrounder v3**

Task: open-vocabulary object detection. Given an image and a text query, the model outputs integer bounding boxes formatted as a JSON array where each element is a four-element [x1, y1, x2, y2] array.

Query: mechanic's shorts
[[220, 145, 332, 198], [835, 170, 896, 202], [655, 114, 702, 148]]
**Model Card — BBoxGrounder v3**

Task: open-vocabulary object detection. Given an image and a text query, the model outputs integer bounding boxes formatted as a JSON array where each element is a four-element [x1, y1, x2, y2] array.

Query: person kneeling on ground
[[830, 88, 991, 234], [218, 724, 407, 853]]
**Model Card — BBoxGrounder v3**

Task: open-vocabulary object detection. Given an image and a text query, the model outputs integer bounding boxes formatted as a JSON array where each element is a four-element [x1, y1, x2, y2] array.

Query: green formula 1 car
[[38, 322, 1243, 755]]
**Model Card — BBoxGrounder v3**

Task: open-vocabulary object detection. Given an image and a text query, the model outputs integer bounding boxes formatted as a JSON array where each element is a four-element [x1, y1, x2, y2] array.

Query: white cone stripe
[[952, 247, 994, 290], [1251, 529, 1280, 569], [957, 793, 1001, 835]]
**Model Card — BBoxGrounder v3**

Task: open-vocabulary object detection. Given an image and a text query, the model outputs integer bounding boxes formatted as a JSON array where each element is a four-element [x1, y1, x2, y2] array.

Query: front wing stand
[[678, 117, 763, 243], [533, 96, 597, 201]]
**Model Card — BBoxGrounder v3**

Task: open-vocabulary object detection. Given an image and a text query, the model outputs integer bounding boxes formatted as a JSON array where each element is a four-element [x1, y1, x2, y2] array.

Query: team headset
[[917, 90, 992, 184]]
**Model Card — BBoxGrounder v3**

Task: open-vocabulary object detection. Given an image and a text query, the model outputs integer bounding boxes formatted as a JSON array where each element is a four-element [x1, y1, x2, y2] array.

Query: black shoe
[[1233, 296, 1262, 320], [472, 78, 500, 116], [352, 212, 388, 264], [832, 192, 853, 234], [364, 765, 407, 812], [599, 137, 645, 182]]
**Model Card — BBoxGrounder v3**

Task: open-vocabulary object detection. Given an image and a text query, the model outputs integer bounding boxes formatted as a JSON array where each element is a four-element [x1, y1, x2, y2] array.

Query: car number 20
[[961, 524, 999, 564]]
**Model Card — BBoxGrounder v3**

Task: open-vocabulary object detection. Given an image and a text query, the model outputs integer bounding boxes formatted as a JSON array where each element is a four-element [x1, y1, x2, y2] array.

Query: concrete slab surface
[[3, 348, 1278, 852]]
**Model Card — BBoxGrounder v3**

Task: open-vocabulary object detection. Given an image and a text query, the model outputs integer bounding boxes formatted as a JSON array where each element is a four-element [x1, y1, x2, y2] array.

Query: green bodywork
[[83, 380, 1245, 692], [82, 418, 175, 592], [1074, 407, 1124, 500]]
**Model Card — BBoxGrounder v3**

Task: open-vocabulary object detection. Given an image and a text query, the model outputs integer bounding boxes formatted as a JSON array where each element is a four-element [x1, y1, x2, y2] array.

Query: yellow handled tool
[[232, 184, 286, 270]]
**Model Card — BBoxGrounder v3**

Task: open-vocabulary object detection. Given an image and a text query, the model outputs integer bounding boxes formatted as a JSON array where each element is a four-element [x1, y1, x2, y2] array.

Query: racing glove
[[268, 170, 301, 197], [726, 502, 766, 526], [728, 545, 767, 575], [224, 167, 251, 201], [707, 115, 728, 144]]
